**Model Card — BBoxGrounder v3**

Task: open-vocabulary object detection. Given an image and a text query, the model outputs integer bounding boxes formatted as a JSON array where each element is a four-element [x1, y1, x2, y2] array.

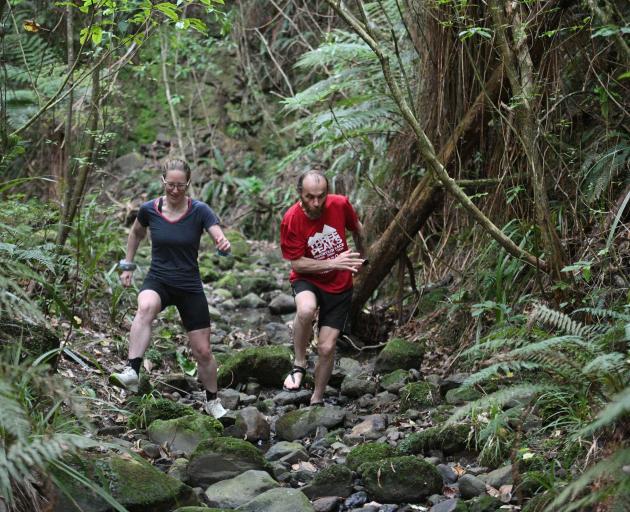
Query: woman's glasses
[[162, 177, 189, 190]]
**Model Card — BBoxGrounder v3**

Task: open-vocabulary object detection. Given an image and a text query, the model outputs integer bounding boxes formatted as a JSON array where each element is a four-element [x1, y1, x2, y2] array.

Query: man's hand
[[331, 250, 365, 274], [120, 270, 134, 287]]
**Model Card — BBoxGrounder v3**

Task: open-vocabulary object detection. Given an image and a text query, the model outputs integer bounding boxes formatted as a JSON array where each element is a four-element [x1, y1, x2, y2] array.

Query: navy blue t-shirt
[[137, 198, 219, 292]]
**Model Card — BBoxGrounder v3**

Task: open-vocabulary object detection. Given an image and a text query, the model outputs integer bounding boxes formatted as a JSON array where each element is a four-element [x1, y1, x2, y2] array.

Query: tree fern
[[546, 448, 630, 511]]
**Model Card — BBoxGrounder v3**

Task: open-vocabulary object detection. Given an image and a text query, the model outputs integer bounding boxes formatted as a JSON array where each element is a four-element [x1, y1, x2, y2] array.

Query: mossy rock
[[52, 453, 198, 512], [302, 464, 353, 499], [430, 404, 455, 423], [397, 423, 472, 456], [374, 338, 425, 373], [224, 229, 250, 260], [380, 369, 409, 392], [399, 381, 440, 411], [201, 265, 221, 283], [217, 346, 292, 388], [275, 406, 346, 441], [240, 274, 278, 296], [148, 413, 223, 455], [359, 456, 442, 503], [187, 437, 274, 487], [128, 397, 195, 429], [445, 386, 483, 405], [215, 272, 240, 295], [346, 442, 396, 471]]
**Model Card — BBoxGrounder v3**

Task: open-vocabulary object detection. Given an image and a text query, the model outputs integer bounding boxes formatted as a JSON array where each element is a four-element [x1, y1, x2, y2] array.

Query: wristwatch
[[118, 259, 137, 271]]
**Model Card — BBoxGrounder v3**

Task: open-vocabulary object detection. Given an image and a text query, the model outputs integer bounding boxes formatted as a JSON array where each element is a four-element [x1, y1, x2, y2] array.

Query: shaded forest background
[[0, 0, 629, 510]]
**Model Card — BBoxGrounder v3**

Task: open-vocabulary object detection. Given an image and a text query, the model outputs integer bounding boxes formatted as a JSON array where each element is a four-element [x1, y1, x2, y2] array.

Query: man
[[280, 170, 366, 406]]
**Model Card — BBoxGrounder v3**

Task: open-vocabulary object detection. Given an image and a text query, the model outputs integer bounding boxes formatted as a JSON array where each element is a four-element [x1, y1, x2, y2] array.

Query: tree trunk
[[351, 65, 505, 319], [56, 64, 101, 247], [327, 0, 547, 275], [488, 0, 566, 278]]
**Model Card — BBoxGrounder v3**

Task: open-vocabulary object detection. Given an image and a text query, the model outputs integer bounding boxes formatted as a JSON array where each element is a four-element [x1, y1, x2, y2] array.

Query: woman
[[110, 159, 230, 418]]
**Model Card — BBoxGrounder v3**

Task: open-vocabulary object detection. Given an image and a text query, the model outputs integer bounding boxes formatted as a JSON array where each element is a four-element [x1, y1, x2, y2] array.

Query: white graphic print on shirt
[[307, 225, 344, 265]]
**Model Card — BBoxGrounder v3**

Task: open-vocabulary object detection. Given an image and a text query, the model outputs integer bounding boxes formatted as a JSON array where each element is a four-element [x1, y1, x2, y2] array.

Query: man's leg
[[188, 327, 218, 394], [283, 290, 317, 390], [128, 290, 162, 358], [310, 326, 339, 405]]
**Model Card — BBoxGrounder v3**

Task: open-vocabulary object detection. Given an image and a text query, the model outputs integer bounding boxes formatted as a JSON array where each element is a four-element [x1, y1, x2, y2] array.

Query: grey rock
[[430, 498, 468, 512], [219, 388, 241, 410], [437, 463, 458, 484], [167, 457, 189, 483], [340, 375, 378, 398], [238, 292, 267, 308], [344, 414, 388, 443], [236, 487, 314, 512], [265, 322, 292, 345], [275, 406, 346, 441], [265, 441, 307, 461], [479, 464, 513, 489], [147, 415, 222, 455], [312, 496, 341, 512], [269, 294, 296, 315], [205, 469, 279, 509], [458, 474, 487, 499], [274, 389, 312, 406], [232, 406, 270, 442]]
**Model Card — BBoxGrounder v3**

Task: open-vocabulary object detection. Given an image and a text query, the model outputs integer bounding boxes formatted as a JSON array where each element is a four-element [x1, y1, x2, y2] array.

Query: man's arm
[[291, 249, 364, 274]]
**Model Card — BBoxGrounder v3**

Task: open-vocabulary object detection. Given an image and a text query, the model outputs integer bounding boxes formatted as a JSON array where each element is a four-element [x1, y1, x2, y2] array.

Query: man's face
[[300, 175, 328, 219]]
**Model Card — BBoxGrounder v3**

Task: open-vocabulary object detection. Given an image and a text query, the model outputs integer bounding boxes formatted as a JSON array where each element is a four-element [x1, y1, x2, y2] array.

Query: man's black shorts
[[140, 277, 210, 332], [291, 280, 352, 332]]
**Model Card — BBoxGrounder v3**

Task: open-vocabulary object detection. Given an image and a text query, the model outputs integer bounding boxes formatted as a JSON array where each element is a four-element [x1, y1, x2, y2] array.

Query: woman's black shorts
[[291, 280, 352, 332], [140, 277, 210, 332]]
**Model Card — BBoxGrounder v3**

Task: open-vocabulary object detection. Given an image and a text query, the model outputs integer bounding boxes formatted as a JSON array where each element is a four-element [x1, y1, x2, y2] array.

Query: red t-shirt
[[280, 194, 360, 293]]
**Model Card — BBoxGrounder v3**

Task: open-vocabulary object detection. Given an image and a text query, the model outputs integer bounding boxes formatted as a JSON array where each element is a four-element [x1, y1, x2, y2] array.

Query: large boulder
[[148, 414, 223, 455], [53, 453, 198, 512], [346, 442, 396, 471], [397, 423, 472, 456], [301, 464, 353, 499], [275, 406, 346, 441], [340, 375, 378, 398], [235, 488, 314, 512], [374, 338, 425, 373], [205, 470, 279, 509], [218, 346, 292, 387], [359, 456, 442, 503], [187, 437, 273, 487]]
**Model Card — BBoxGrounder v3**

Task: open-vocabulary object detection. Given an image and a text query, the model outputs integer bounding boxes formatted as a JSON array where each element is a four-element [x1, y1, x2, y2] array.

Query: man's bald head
[[297, 170, 329, 194]]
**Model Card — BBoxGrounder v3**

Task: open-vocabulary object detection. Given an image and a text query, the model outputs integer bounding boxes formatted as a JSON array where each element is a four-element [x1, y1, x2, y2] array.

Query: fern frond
[[506, 335, 592, 358], [447, 383, 553, 423], [582, 352, 626, 376], [574, 307, 630, 322], [530, 305, 598, 337], [461, 337, 529, 360], [0, 381, 31, 439], [461, 361, 541, 388], [578, 387, 630, 437], [547, 448, 630, 511]]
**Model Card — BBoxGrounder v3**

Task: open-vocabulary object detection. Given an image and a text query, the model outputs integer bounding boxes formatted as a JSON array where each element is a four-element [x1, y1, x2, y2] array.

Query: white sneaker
[[109, 366, 139, 393], [204, 397, 227, 419]]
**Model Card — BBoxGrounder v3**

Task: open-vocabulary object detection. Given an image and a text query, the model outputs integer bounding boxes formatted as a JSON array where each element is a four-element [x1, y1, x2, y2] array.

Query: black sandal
[[283, 365, 306, 392]]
